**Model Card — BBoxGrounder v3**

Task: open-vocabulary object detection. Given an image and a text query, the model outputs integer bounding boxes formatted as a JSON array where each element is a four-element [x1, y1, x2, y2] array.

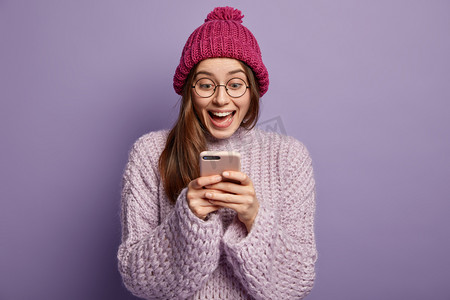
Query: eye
[[229, 83, 242, 89], [196, 78, 215, 90], [227, 78, 246, 90], [199, 83, 213, 90]]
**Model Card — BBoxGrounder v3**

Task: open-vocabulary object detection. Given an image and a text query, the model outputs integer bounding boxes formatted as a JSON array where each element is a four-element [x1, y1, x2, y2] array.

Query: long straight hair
[[159, 61, 260, 203]]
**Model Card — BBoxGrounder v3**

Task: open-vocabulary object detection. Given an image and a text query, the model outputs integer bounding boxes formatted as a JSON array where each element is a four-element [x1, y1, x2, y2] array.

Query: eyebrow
[[194, 69, 246, 78]]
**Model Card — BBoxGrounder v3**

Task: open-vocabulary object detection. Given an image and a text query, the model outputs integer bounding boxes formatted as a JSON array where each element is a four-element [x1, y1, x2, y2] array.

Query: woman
[[118, 7, 317, 299]]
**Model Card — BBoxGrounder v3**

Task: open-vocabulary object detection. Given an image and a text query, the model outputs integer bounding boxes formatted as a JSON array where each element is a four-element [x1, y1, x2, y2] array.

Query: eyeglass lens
[[194, 78, 248, 98]]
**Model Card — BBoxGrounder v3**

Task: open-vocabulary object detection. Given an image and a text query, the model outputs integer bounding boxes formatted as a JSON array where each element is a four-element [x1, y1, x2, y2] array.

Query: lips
[[208, 110, 236, 128]]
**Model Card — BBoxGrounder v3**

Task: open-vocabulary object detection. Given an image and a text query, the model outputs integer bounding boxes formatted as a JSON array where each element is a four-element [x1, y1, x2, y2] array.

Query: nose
[[212, 85, 230, 106]]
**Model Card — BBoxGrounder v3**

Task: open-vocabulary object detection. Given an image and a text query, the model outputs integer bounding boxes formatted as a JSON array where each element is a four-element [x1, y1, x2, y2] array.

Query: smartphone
[[200, 151, 241, 179]]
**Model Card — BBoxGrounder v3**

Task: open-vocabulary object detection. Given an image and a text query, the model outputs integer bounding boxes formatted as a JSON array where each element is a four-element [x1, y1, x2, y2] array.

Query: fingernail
[[215, 176, 222, 181], [223, 172, 229, 176], [205, 192, 212, 198]]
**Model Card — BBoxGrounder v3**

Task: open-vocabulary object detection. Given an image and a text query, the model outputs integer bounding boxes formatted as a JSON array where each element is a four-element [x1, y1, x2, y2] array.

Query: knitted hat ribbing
[[173, 7, 269, 96]]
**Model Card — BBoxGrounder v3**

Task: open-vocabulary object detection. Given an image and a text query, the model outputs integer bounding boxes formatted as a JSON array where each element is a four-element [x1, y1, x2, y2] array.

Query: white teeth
[[212, 111, 232, 117]]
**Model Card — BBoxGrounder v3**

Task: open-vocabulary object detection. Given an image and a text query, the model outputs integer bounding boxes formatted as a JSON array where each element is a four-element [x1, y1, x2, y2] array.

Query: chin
[[208, 129, 235, 139], [206, 124, 240, 139]]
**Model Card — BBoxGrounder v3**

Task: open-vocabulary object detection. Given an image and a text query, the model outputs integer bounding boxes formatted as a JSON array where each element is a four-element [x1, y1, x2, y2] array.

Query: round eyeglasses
[[192, 77, 249, 98]]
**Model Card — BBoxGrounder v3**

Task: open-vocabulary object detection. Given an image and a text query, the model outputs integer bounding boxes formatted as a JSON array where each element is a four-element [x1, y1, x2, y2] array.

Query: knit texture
[[118, 127, 317, 299], [173, 7, 269, 96]]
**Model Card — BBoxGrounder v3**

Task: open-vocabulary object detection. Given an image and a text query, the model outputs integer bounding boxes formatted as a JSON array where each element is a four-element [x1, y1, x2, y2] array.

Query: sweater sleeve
[[117, 135, 223, 299], [222, 137, 317, 299]]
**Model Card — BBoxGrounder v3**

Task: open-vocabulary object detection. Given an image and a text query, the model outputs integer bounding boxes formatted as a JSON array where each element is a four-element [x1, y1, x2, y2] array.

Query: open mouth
[[208, 110, 236, 128]]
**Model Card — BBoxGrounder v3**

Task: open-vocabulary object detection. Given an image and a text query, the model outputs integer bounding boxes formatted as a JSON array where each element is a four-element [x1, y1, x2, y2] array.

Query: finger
[[205, 191, 242, 204], [190, 203, 220, 220], [205, 182, 242, 194], [202, 188, 225, 198], [190, 175, 222, 189], [207, 200, 241, 212], [207, 200, 221, 208], [222, 171, 251, 186], [197, 198, 220, 208]]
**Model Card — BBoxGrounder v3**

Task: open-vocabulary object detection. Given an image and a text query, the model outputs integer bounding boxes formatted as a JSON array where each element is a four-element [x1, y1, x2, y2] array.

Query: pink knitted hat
[[173, 7, 269, 96]]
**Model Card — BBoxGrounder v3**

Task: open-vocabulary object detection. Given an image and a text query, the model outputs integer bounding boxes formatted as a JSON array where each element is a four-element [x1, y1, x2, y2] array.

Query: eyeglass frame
[[191, 77, 250, 98]]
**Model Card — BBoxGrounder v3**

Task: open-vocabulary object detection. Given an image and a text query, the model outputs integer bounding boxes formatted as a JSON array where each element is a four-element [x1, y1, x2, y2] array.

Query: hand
[[204, 171, 259, 232], [187, 175, 223, 220]]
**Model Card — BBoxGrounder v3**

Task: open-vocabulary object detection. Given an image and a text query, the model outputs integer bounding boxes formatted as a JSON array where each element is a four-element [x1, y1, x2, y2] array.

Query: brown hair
[[159, 61, 260, 203]]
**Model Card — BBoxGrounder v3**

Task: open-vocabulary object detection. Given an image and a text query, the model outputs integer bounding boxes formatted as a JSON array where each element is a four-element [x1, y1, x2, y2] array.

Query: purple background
[[1, 1, 449, 299]]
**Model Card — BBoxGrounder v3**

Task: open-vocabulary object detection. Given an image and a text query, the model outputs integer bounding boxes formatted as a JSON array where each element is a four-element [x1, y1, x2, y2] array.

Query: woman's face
[[191, 58, 251, 140]]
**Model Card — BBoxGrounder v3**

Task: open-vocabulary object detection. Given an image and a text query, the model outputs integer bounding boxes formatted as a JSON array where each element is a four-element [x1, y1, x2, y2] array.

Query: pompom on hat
[[173, 7, 269, 96]]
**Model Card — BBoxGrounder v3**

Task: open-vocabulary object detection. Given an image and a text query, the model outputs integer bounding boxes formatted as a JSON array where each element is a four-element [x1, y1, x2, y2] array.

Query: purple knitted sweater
[[118, 127, 317, 299]]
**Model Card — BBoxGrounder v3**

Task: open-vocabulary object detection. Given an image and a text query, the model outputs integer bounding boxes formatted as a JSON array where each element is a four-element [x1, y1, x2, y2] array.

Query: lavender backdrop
[[1, 1, 449, 299]]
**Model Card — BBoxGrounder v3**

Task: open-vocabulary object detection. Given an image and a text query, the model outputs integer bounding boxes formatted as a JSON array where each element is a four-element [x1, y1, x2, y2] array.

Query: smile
[[207, 110, 236, 128], [211, 111, 233, 117]]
